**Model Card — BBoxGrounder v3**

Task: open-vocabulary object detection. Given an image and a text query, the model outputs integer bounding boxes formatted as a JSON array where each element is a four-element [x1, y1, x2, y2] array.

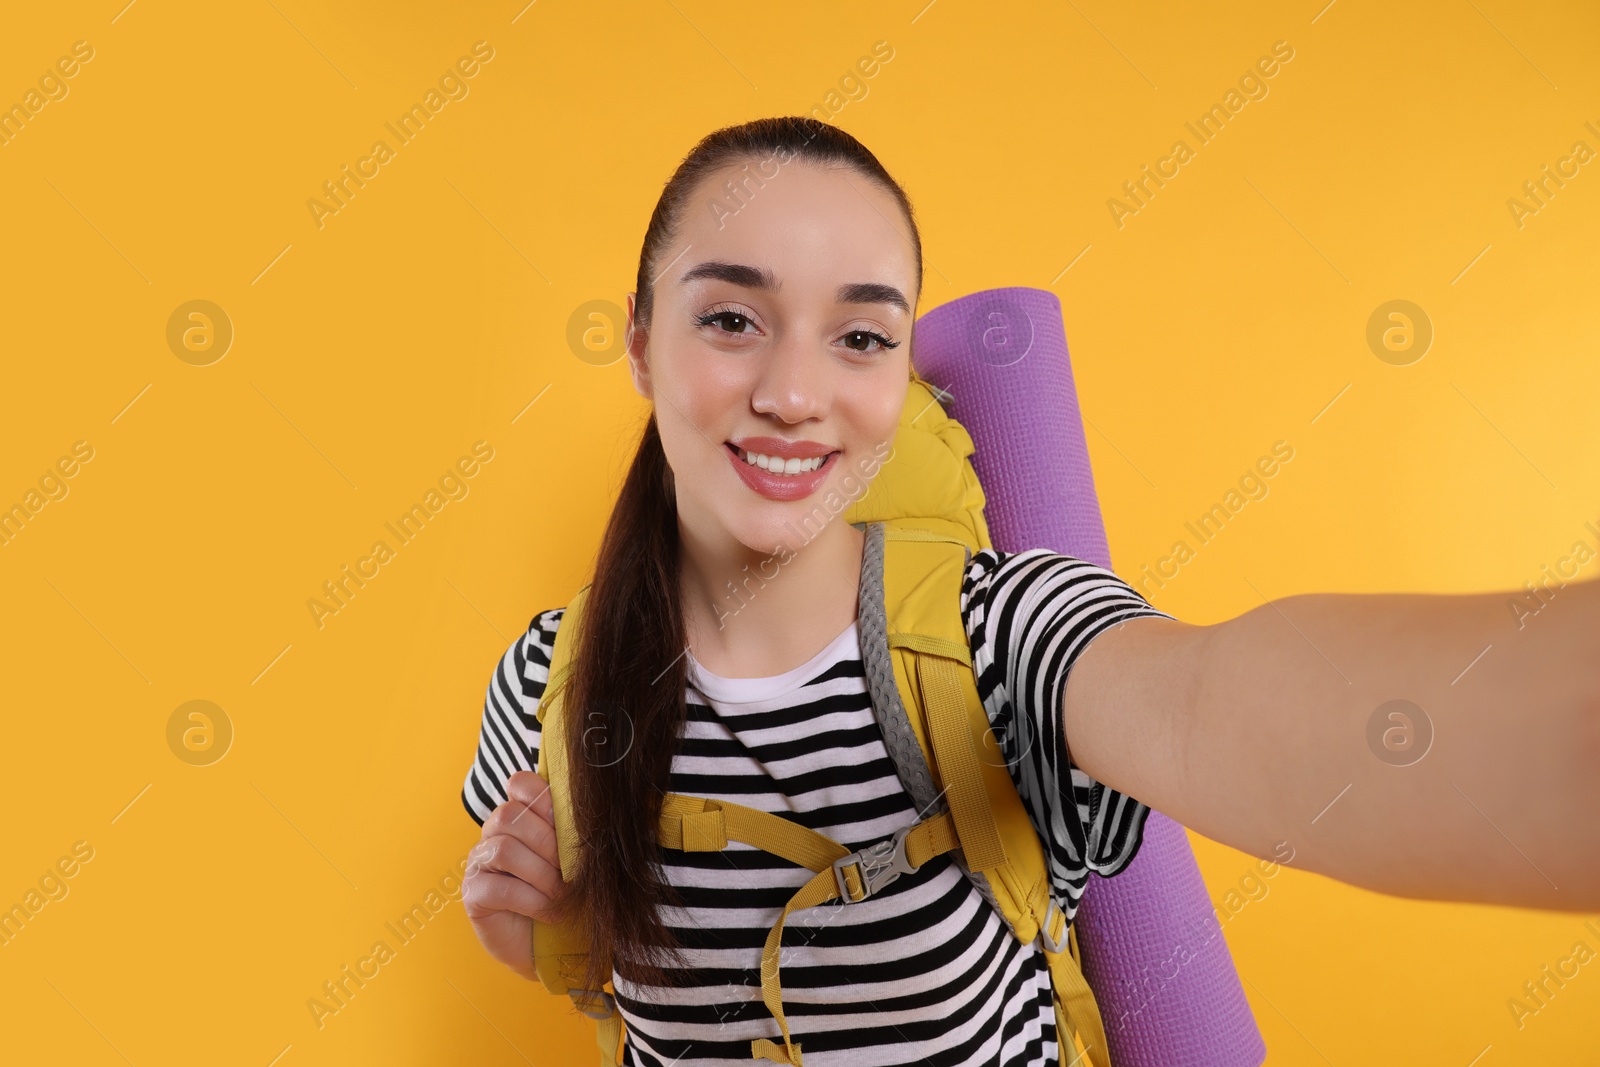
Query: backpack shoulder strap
[[531, 526, 1112, 1067], [865, 520, 1007, 871], [538, 585, 588, 881], [863, 519, 1115, 1067], [531, 584, 626, 1066]]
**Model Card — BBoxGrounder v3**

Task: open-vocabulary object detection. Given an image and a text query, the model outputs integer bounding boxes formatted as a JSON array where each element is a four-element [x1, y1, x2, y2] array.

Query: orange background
[[1, 1, 1597, 1064]]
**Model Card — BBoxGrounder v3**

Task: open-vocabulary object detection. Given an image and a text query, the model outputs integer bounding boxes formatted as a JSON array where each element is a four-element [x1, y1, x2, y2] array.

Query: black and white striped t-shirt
[[462, 547, 1174, 1066]]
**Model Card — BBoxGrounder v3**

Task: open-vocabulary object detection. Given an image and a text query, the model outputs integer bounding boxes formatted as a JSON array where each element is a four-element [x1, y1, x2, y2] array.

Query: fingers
[[481, 793, 562, 875], [462, 862, 560, 923], [506, 770, 554, 822], [465, 833, 565, 918]]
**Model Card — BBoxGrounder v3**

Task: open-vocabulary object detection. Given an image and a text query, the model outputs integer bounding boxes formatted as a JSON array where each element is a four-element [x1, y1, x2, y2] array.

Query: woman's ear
[[625, 292, 652, 400]]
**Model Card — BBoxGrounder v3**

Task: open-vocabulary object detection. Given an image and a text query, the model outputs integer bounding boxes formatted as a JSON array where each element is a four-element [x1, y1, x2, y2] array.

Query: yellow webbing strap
[[912, 643, 1112, 1065], [659, 795, 849, 873], [915, 654, 1007, 871], [658, 794, 961, 1066], [1046, 917, 1112, 1067], [598, 1013, 624, 1065]]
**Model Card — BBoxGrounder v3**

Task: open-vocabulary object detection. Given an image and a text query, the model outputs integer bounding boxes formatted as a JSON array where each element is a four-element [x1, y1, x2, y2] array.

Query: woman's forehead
[[672, 221, 915, 313], [682, 162, 913, 256]]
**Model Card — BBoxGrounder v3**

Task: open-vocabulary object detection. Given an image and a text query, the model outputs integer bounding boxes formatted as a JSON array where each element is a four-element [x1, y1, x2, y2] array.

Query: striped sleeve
[[460, 607, 563, 827], [960, 548, 1175, 908]]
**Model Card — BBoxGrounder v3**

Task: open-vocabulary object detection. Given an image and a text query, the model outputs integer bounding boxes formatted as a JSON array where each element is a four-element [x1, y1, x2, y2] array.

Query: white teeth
[[739, 449, 828, 475]]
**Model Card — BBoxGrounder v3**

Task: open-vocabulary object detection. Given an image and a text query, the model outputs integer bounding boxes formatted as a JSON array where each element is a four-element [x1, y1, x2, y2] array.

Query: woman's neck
[[677, 518, 865, 680]]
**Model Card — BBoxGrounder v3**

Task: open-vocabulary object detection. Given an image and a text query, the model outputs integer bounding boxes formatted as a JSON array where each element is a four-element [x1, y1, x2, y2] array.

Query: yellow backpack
[[533, 368, 1114, 1067]]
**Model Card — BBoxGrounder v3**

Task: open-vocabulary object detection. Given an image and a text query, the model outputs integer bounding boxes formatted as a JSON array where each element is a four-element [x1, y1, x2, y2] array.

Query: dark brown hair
[[557, 115, 924, 992]]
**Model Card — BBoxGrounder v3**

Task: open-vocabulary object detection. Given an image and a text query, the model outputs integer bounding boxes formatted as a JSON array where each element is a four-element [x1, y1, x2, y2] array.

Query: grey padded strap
[[857, 520, 943, 815], [856, 522, 1004, 917]]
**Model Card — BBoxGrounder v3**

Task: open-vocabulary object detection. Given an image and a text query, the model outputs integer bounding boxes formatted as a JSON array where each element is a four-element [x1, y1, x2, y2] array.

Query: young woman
[[459, 116, 1600, 1065]]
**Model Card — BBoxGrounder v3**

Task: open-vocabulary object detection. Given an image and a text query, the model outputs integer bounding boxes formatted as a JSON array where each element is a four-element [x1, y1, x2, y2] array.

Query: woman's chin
[[717, 506, 821, 559]]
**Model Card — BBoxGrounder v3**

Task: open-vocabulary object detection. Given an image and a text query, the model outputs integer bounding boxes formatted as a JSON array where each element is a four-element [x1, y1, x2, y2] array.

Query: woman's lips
[[724, 443, 840, 502]]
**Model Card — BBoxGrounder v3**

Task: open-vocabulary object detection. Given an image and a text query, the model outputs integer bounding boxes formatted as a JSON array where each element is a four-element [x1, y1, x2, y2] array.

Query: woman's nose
[[750, 334, 831, 424]]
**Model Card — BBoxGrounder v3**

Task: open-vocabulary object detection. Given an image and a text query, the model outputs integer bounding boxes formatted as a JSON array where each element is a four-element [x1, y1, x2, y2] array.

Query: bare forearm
[[1172, 577, 1600, 911]]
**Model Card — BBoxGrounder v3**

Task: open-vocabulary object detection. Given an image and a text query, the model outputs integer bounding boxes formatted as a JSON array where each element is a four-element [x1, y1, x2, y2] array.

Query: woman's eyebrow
[[837, 281, 910, 315], [679, 260, 909, 315], [681, 260, 776, 290]]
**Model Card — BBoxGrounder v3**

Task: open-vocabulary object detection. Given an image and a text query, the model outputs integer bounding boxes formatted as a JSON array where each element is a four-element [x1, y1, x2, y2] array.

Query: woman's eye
[[842, 329, 898, 353], [696, 310, 754, 335]]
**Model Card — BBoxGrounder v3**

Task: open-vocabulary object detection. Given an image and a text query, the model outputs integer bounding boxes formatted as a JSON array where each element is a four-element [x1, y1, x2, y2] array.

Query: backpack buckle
[[833, 824, 920, 903]]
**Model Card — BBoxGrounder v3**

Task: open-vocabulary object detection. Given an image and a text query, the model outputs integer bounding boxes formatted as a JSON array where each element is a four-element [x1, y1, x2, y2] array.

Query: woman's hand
[[463, 770, 566, 980]]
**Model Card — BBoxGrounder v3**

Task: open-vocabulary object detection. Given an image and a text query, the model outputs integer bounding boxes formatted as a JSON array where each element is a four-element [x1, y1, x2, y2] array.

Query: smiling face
[[625, 159, 918, 558]]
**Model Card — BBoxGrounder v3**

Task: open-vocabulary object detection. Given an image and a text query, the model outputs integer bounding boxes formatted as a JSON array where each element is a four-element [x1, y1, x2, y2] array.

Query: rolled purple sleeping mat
[[912, 287, 1265, 1067]]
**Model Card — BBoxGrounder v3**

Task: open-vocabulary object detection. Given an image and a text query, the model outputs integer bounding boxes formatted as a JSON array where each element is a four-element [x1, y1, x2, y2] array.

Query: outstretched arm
[[1063, 575, 1600, 911]]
